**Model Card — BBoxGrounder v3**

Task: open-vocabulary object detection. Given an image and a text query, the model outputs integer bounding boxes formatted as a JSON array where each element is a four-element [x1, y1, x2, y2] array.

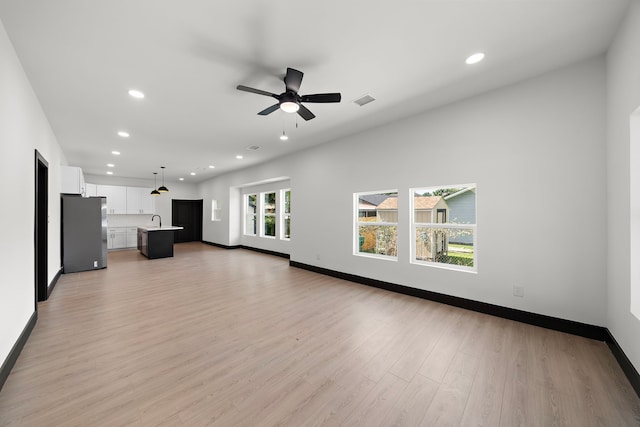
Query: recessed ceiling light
[[236, 155, 243, 160], [128, 89, 145, 99], [107, 163, 114, 167], [208, 165, 215, 169], [106, 171, 113, 175], [465, 52, 485, 65], [111, 151, 121, 155], [117, 131, 130, 138], [190, 172, 196, 176], [179, 177, 184, 181]]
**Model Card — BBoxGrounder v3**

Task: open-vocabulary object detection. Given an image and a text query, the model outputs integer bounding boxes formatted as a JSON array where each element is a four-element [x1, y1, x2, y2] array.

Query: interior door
[[172, 199, 203, 243], [35, 150, 48, 304]]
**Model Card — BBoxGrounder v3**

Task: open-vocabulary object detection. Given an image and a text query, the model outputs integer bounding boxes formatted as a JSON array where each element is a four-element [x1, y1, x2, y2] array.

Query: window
[[245, 194, 257, 235], [411, 184, 476, 272], [262, 191, 276, 237], [355, 190, 398, 259], [281, 189, 291, 240], [211, 199, 221, 221]]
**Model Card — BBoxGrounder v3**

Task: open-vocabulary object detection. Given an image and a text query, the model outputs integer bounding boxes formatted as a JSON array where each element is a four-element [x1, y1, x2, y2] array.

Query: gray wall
[[200, 55, 608, 328], [0, 19, 66, 363], [606, 0, 640, 376]]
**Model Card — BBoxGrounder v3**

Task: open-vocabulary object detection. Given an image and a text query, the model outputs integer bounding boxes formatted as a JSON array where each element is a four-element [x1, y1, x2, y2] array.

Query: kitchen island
[[137, 226, 184, 259]]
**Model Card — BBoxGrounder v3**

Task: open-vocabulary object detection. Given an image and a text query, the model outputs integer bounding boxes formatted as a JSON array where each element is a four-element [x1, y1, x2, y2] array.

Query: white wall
[[606, 0, 640, 372], [200, 56, 607, 326], [0, 19, 66, 364], [84, 174, 199, 228]]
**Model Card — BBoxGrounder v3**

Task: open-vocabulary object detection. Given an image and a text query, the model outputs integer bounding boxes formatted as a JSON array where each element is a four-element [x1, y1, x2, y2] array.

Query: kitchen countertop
[[137, 226, 184, 231]]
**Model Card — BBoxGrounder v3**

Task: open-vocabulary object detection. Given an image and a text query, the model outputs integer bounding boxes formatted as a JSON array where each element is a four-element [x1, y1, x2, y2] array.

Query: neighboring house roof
[[377, 196, 443, 210], [413, 196, 443, 210], [444, 187, 476, 200], [358, 200, 377, 210], [359, 194, 391, 206]]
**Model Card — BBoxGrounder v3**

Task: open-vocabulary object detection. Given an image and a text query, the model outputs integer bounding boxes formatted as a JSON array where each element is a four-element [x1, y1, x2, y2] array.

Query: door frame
[[172, 199, 203, 243], [34, 150, 48, 305]]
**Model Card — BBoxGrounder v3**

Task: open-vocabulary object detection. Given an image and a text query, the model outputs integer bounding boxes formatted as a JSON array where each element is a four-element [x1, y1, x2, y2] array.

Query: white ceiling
[[0, 0, 629, 183]]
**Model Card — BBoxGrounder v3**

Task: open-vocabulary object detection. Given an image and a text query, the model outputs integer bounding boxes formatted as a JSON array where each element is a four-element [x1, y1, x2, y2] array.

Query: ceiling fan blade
[[257, 103, 280, 116], [297, 104, 315, 121], [300, 93, 342, 103], [284, 68, 303, 93], [237, 85, 277, 98]]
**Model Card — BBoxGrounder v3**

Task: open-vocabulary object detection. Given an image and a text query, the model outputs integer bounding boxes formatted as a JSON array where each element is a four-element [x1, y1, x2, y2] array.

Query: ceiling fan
[[236, 67, 341, 121]]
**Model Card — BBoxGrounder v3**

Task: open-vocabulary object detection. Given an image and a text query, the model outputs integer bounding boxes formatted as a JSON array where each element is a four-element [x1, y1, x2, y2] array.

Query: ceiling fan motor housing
[[236, 67, 341, 121]]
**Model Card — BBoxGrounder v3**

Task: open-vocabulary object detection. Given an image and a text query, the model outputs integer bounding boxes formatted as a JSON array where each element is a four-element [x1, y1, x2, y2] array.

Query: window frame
[[261, 191, 277, 238], [280, 188, 291, 240], [354, 189, 399, 261], [410, 184, 477, 273], [211, 199, 221, 222], [244, 193, 257, 236]]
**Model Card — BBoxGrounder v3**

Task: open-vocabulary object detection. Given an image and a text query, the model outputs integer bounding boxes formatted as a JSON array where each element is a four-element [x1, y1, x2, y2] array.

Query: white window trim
[[211, 199, 221, 222], [410, 223, 477, 273], [244, 193, 257, 236], [630, 106, 640, 320], [280, 188, 291, 241], [354, 190, 399, 261], [410, 184, 477, 273], [260, 191, 277, 239]]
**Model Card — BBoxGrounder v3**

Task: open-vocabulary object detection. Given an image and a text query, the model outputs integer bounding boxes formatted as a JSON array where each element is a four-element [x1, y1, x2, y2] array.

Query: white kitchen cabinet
[[85, 183, 97, 197], [107, 228, 127, 249], [60, 166, 85, 195], [126, 187, 156, 214], [98, 185, 127, 214], [126, 227, 138, 248]]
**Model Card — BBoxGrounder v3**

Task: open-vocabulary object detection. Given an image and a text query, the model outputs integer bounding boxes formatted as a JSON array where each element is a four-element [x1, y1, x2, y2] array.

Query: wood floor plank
[[0, 242, 638, 426], [379, 373, 440, 426], [420, 351, 480, 427]]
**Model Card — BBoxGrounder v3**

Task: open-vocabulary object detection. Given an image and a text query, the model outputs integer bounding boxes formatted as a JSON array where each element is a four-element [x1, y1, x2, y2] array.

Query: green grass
[[436, 254, 474, 267], [447, 243, 474, 260]]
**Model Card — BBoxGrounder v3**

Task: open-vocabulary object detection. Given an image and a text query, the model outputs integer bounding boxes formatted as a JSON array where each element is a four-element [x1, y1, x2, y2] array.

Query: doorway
[[34, 150, 48, 305], [172, 199, 203, 243]]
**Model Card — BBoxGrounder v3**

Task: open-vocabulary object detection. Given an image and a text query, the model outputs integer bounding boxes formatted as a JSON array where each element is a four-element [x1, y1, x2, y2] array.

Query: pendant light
[[150, 172, 160, 196], [158, 166, 169, 193]]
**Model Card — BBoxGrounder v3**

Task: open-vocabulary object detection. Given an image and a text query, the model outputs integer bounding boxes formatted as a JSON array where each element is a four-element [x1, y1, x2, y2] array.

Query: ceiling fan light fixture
[[280, 101, 299, 113]]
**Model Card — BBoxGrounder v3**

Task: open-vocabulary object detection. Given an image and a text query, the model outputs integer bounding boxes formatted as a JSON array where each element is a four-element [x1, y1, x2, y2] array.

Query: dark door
[[35, 150, 48, 304], [172, 199, 203, 243]]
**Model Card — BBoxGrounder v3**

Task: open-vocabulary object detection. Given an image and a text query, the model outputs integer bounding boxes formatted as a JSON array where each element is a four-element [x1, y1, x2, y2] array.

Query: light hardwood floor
[[1, 242, 639, 426]]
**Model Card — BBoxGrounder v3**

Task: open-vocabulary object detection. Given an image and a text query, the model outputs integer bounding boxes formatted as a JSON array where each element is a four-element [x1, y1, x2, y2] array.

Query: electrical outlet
[[316, 254, 321, 261], [93, 260, 98, 268], [513, 285, 525, 297]]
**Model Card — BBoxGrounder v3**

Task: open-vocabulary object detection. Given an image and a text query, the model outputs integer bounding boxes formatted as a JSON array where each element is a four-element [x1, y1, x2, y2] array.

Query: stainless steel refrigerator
[[61, 195, 108, 273]]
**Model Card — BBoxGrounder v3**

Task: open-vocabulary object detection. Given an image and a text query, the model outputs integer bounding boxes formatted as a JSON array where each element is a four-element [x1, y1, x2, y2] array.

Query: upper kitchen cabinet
[[126, 187, 155, 214], [85, 183, 97, 197], [97, 185, 126, 214], [60, 166, 85, 195]]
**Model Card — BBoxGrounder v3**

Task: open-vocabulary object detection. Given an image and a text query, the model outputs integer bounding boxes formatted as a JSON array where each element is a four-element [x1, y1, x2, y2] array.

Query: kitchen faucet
[[151, 214, 162, 228]]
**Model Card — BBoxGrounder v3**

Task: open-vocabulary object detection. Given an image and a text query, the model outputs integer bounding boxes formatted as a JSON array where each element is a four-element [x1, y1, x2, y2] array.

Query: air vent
[[353, 94, 376, 107], [246, 145, 261, 151]]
